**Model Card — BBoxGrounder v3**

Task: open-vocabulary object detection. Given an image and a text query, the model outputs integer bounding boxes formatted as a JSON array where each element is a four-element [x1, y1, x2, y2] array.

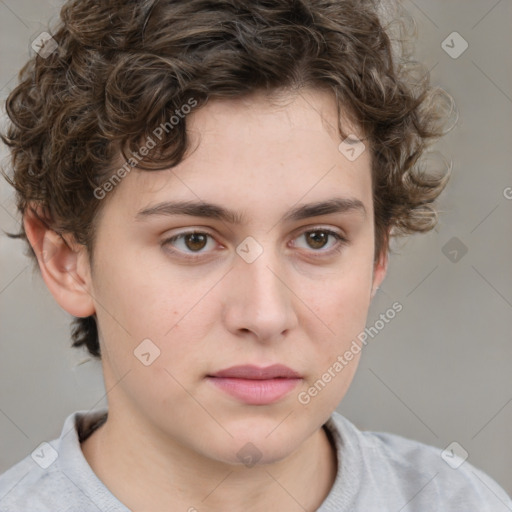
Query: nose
[[221, 243, 299, 342]]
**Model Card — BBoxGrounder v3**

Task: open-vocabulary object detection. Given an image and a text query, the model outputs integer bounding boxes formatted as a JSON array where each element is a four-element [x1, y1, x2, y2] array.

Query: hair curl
[[1, 0, 455, 358]]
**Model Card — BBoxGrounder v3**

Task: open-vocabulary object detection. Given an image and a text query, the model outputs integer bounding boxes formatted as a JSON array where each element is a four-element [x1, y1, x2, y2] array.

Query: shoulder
[[0, 448, 71, 512], [324, 411, 512, 511], [0, 409, 123, 512]]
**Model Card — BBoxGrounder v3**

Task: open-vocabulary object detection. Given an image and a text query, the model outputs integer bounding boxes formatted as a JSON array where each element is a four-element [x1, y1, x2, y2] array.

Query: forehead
[[187, 88, 361, 147], [107, 88, 373, 222]]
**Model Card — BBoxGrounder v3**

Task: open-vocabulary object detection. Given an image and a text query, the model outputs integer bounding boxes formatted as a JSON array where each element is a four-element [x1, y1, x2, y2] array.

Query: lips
[[207, 364, 302, 405], [209, 364, 301, 380]]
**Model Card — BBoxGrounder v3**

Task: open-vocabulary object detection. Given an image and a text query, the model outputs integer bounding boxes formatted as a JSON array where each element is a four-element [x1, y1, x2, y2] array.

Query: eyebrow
[[135, 197, 367, 224]]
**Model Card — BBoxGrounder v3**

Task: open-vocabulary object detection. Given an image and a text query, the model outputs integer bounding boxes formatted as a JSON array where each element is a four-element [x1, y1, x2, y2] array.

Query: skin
[[24, 87, 388, 511]]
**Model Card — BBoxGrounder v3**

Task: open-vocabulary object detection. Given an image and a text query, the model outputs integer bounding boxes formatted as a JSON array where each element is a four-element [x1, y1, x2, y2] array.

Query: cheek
[[90, 250, 164, 364], [295, 273, 371, 415], [309, 289, 369, 377], [93, 246, 180, 328], [294, 259, 374, 395], [302, 262, 373, 334], [92, 251, 219, 371]]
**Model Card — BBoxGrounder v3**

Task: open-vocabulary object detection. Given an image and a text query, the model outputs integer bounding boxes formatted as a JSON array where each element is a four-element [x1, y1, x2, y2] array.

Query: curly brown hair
[[1, 0, 454, 358]]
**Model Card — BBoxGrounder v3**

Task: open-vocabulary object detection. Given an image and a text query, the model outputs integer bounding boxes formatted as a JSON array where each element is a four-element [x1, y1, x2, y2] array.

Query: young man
[[0, 0, 510, 510]]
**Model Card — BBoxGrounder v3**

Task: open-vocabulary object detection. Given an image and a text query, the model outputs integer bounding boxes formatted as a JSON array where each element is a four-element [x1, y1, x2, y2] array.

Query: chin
[[201, 420, 307, 467], [212, 442, 297, 468]]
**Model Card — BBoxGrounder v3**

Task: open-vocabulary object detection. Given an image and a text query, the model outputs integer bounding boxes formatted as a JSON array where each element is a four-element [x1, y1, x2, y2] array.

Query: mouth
[[206, 364, 303, 405]]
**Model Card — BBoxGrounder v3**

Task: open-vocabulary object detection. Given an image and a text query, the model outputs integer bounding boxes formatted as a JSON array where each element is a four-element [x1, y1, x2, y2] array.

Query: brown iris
[[305, 231, 329, 249], [184, 233, 208, 251]]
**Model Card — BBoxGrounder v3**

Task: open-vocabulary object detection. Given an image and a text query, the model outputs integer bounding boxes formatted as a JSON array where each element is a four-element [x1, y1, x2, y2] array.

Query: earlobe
[[23, 205, 96, 318]]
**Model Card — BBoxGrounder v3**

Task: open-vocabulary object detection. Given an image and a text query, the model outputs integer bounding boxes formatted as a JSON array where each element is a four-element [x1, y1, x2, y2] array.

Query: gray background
[[1, 0, 511, 497]]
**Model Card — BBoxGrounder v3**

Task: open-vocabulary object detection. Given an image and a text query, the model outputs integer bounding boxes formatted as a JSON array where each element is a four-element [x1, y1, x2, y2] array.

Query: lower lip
[[207, 377, 301, 405]]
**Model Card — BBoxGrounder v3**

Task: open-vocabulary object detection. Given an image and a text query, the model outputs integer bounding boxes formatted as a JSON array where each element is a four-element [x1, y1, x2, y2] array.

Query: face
[[87, 88, 386, 465]]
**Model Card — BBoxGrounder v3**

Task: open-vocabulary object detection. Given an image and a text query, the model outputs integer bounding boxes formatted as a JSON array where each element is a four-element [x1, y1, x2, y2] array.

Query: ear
[[370, 246, 388, 300], [23, 205, 95, 318]]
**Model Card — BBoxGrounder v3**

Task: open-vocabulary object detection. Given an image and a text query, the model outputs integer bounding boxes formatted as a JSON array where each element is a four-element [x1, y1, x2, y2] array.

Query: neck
[[81, 406, 338, 512]]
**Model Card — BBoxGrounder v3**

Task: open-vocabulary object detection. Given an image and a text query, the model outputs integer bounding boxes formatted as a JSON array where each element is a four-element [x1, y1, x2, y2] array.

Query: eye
[[292, 228, 347, 253], [162, 231, 217, 256]]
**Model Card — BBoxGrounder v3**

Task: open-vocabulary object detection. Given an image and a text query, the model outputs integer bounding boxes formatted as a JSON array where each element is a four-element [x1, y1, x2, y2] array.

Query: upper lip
[[208, 364, 302, 380]]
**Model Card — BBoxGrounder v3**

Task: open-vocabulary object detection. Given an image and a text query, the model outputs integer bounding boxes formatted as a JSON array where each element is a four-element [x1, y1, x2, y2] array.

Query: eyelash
[[161, 227, 348, 261]]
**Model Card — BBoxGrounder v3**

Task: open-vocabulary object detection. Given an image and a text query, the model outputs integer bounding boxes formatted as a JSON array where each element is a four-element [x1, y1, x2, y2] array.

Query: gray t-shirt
[[0, 409, 511, 511]]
